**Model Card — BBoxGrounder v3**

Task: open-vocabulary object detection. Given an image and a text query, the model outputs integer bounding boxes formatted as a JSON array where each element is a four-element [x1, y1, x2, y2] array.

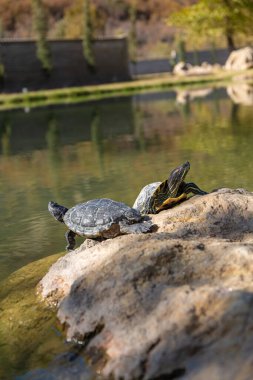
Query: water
[[0, 84, 253, 281]]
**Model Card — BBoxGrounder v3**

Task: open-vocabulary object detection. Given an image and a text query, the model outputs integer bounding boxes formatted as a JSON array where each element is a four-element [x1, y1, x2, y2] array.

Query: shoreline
[[0, 69, 252, 111]]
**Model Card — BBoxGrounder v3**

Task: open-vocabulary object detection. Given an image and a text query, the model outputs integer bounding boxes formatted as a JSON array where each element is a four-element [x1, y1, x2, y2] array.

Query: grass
[[0, 69, 252, 111]]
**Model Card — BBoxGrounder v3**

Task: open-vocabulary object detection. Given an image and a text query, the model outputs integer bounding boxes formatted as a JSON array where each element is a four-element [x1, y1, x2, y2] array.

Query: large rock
[[225, 46, 253, 71], [38, 189, 253, 380]]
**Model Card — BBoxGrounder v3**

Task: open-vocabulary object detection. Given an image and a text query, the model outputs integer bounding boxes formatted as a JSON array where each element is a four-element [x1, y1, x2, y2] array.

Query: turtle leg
[[65, 230, 76, 251], [155, 192, 187, 212], [182, 182, 208, 195], [119, 220, 153, 234]]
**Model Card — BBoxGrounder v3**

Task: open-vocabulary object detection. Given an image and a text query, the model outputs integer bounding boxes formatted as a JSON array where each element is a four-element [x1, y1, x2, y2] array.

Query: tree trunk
[[223, 0, 236, 51], [226, 33, 236, 51]]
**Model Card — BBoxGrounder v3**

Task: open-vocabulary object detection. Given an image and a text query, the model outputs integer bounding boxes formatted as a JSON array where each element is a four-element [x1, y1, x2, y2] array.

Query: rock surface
[[39, 189, 253, 380], [225, 46, 253, 71], [173, 61, 215, 76]]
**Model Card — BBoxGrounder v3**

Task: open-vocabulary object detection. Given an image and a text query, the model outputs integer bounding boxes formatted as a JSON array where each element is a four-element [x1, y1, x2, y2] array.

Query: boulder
[[225, 46, 253, 71], [38, 189, 253, 380]]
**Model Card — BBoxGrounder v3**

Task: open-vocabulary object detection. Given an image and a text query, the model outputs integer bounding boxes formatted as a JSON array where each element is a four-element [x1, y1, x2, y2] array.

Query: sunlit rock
[[173, 61, 192, 76], [39, 188, 253, 380], [225, 46, 253, 71], [173, 61, 215, 76], [227, 83, 253, 106]]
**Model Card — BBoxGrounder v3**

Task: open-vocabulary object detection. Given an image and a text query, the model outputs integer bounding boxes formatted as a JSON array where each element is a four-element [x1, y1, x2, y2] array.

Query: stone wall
[[0, 38, 130, 93]]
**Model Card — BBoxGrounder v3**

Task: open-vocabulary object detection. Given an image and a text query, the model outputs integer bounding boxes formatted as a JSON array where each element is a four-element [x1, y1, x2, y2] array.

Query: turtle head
[[48, 201, 68, 223], [167, 161, 190, 197]]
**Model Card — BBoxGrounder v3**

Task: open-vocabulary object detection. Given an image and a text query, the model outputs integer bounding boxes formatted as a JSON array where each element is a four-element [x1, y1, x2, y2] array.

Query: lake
[[0, 83, 253, 281]]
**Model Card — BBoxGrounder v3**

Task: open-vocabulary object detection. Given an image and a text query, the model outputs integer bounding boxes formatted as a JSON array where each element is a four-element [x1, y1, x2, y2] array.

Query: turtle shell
[[63, 198, 142, 238], [133, 182, 161, 214]]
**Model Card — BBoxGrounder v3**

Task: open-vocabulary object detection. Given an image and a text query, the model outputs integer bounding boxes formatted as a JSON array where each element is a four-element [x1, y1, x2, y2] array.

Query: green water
[[0, 85, 253, 281]]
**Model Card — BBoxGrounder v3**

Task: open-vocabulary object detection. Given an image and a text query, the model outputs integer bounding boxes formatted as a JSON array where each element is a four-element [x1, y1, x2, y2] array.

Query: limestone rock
[[225, 46, 253, 71], [173, 61, 215, 76], [173, 61, 192, 76], [38, 189, 253, 380], [152, 188, 253, 239]]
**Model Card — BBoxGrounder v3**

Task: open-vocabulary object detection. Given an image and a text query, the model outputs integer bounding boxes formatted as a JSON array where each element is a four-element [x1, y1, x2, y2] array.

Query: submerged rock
[[0, 252, 95, 380], [0, 253, 64, 379], [16, 352, 93, 380], [39, 189, 253, 380]]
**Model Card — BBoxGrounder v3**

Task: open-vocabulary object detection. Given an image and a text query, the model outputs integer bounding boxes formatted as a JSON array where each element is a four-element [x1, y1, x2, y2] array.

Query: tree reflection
[[0, 116, 11, 156], [46, 113, 63, 200], [90, 109, 105, 173], [133, 104, 146, 151], [230, 103, 240, 132], [46, 114, 61, 164]]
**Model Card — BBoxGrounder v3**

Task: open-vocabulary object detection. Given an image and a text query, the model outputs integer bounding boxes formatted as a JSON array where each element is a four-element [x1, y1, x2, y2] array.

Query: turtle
[[48, 198, 153, 251], [133, 161, 207, 214]]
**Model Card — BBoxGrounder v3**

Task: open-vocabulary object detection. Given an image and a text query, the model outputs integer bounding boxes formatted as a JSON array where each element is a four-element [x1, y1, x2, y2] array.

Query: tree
[[0, 18, 4, 38], [83, 0, 95, 69], [168, 0, 253, 51], [128, 0, 137, 62], [62, 0, 107, 39], [32, 0, 52, 73], [0, 18, 4, 81]]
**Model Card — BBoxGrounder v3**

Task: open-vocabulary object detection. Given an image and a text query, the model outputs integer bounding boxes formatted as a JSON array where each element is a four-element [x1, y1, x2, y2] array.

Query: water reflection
[[176, 88, 213, 104], [46, 114, 61, 163], [90, 109, 105, 173], [0, 87, 253, 280], [0, 116, 12, 155], [227, 83, 253, 106]]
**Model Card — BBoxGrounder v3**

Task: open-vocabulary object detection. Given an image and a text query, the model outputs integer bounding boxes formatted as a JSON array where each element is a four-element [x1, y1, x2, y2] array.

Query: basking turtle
[[133, 161, 207, 214], [48, 198, 153, 250]]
